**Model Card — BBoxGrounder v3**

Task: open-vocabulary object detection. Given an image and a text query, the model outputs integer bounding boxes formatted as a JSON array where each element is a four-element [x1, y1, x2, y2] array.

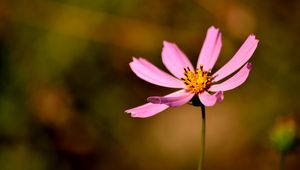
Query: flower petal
[[162, 41, 194, 78], [125, 89, 191, 118], [212, 35, 258, 82], [199, 91, 224, 107], [197, 26, 222, 71], [129, 57, 184, 88], [125, 103, 169, 118], [147, 89, 194, 107], [210, 63, 252, 92]]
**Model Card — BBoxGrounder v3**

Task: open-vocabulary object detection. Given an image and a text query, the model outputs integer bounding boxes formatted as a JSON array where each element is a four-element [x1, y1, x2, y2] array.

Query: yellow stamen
[[181, 65, 212, 93]]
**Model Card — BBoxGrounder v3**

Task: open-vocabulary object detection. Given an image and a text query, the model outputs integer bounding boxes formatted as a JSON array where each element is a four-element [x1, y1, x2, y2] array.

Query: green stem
[[280, 152, 285, 170], [198, 104, 206, 170]]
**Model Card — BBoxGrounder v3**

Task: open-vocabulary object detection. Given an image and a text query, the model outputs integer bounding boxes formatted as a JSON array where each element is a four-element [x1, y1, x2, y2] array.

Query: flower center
[[181, 66, 212, 94]]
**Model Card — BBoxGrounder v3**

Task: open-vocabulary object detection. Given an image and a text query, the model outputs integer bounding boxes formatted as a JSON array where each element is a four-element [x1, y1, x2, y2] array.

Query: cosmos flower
[[126, 26, 258, 118]]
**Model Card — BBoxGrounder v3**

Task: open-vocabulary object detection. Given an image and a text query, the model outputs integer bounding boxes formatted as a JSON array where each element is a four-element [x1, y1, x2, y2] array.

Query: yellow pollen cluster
[[181, 66, 212, 93]]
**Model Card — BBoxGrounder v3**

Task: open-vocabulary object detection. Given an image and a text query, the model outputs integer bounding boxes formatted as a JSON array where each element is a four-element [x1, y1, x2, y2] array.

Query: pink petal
[[147, 89, 194, 107], [210, 63, 252, 92], [213, 35, 258, 82], [125, 89, 191, 118], [129, 57, 184, 88], [162, 41, 194, 79], [125, 103, 169, 118], [199, 91, 224, 107], [197, 26, 222, 71]]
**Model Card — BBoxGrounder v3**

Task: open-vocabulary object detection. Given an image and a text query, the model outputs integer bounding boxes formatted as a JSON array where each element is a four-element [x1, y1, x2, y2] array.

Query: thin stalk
[[198, 104, 206, 170], [280, 152, 285, 170]]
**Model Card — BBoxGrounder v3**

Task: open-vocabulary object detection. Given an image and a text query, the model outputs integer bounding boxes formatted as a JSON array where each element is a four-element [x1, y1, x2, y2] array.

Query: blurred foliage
[[270, 115, 298, 154], [0, 0, 300, 169]]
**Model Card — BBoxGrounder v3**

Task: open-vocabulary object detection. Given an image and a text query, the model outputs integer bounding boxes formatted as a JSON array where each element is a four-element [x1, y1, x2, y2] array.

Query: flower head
[[126, 26, 259, 118]]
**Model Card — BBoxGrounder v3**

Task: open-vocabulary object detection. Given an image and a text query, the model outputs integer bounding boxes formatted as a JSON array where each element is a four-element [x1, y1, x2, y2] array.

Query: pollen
[[181, 65, 212, 94]]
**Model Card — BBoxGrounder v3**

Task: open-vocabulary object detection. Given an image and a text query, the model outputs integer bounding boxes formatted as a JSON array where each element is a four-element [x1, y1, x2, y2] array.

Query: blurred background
[[0, 0, 300, 169]]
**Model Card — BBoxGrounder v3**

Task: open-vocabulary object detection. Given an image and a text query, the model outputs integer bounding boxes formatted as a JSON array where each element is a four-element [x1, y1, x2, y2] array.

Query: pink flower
[[126, 26, 259, 118]]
